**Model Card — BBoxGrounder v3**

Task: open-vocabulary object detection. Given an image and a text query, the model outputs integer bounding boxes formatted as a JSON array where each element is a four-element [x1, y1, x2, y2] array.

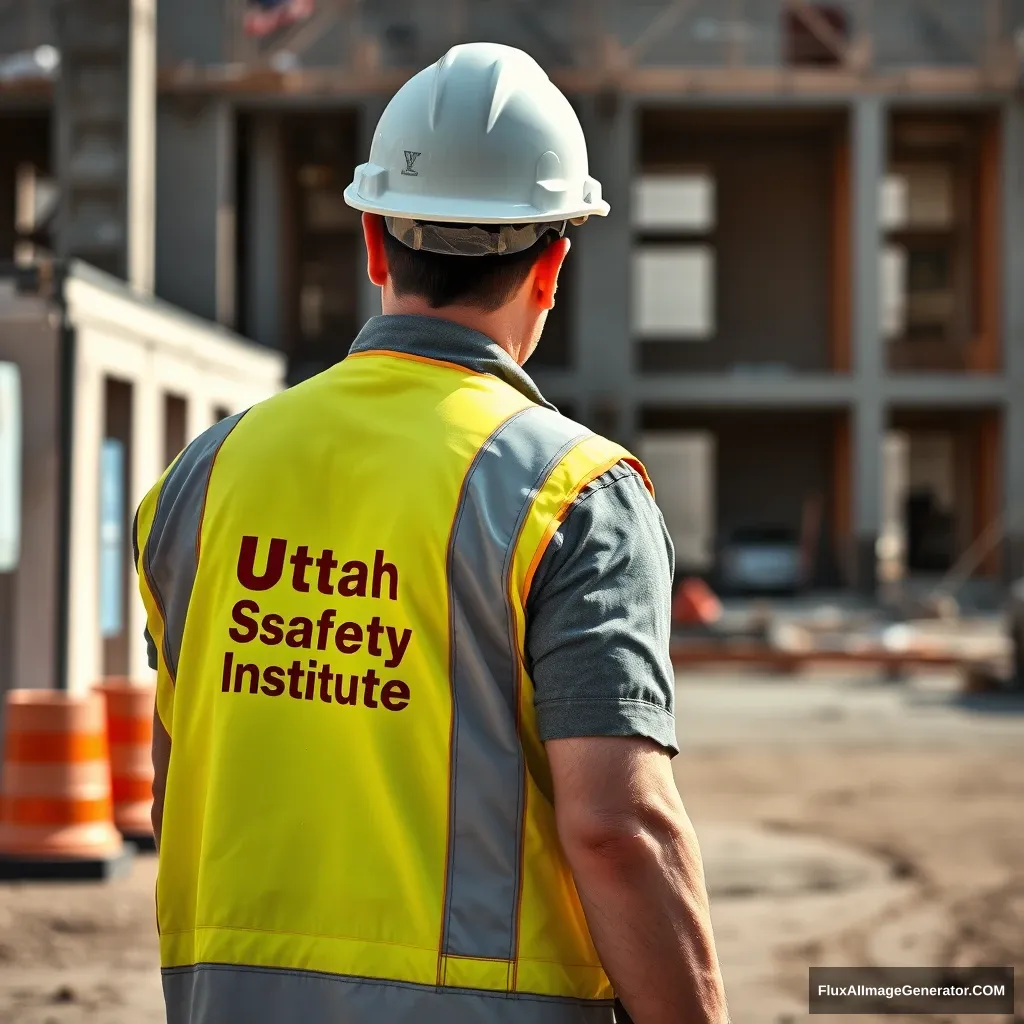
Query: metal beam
[[786, 1, 851, 65], [882, 375, 1010, 405], [155, 64, 1020, 99], [529, 370, 857, 408], [851, 96, 885, 590]]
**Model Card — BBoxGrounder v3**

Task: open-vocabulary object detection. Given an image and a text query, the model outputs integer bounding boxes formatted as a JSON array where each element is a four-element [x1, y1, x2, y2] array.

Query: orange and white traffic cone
[[0, 690, 132, 879], [96, 680, 155, 848]]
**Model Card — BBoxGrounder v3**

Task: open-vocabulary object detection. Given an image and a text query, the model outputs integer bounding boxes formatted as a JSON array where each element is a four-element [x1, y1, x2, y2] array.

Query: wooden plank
[[833, 413, 853, 585], [974, 410, 1002, 577], [670, 642, 965, 668], [969, 112, 1002, 372], [831, 129, 852, 372]]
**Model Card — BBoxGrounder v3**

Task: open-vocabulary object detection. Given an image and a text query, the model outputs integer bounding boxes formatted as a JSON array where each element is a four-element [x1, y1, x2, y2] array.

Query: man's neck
[[380, 294, 529, 365]]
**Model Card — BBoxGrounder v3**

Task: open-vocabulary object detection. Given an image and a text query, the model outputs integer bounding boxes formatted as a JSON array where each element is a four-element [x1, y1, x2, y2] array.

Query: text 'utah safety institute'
[[221, 536, 413, 712]]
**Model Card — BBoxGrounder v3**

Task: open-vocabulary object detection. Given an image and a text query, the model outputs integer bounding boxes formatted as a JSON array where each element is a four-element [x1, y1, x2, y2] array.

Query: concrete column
[[66, 352, 104, 695], [156, 97, 236, 326], [0, 314, 60, 692], [572, 96, 637, 448], [127, 0, 156, 295], [356, 98, 388, 327], [1003, 99, 1024, 581], [128, 372, 160, 682], [244, 114, 284, 349], [850, 97, 886, 591]]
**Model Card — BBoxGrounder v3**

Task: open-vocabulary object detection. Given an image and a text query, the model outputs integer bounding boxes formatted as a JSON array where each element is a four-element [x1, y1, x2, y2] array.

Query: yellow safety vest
[[136, 347, 653, 1023]]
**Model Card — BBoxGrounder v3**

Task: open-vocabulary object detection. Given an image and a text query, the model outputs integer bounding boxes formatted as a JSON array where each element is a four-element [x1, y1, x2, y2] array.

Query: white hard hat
[[344, 42, 609, 255]]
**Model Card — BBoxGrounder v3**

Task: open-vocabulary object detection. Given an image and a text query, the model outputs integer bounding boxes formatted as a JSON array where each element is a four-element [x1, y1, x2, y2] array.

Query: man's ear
[[362, 213, 389, 287], [533, 237, 571, 311]]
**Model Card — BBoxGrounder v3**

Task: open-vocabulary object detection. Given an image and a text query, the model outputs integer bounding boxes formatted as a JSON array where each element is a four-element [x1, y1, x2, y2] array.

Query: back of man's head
[[344, 42, 610, 317], [381, 226, 557, 312]]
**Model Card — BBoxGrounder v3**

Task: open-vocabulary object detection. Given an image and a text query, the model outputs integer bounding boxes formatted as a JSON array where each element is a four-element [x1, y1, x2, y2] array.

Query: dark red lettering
[[287, 660, 305, 699], [315, 549, 338, 595], [315, 609, 337, 651], [290, 545, 314, 593], [380, 679, 411, 712], [384, 626, 412, 668], [305, 660, 317, 700], [234, 662, 260, 694], [237, 536, 286, 591], [362, 668, 381, 708], [261, 665, 286, 697], [372, 549, 398, 600], [260, 613, 284, 645], [285, 616, 313, 649], [229, 600, 260, 643], [221, 651, 233, 691], [366, 616, 384, 658], [318, 663, 333, 703], [335, 622, 363, 654], [334, 674, 359, 705], [337, 560, 368, 597]]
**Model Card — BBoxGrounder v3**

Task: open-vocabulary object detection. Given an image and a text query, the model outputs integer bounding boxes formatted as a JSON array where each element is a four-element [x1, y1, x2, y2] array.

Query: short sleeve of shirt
[[524, 461, 678, 755]]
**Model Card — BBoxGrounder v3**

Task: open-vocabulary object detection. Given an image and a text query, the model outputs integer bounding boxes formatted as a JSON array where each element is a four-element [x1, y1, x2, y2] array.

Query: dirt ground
[[0, 670, 1021, 1024]]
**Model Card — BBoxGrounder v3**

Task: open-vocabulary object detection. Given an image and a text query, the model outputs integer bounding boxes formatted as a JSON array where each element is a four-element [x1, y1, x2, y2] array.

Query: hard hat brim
[[343, 181, 610, 226]]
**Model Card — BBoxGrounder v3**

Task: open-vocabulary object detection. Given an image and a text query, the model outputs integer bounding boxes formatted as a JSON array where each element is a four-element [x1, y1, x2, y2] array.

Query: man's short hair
[[382, 225, 555, 312]]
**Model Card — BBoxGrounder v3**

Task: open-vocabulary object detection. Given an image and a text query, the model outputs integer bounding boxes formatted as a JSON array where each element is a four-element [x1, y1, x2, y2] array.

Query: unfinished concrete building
[[2, 0, 1023, 595]]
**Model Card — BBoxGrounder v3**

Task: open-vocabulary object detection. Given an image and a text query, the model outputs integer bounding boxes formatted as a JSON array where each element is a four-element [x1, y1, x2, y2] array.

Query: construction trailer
[[0, 0, 1023, 591], [0, 261, 284, 697]]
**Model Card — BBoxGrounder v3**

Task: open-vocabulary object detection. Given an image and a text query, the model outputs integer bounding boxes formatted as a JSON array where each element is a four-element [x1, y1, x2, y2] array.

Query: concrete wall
[[639, 127, 834, 373], [156, 0, 226, 66], [155, 96, 234, 326], [0, 283, 60, 695], [641, 410, 838, 583]]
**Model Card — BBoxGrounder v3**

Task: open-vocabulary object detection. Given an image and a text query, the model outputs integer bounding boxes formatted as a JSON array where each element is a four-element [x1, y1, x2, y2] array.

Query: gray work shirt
[[146, 314, 678, 754]]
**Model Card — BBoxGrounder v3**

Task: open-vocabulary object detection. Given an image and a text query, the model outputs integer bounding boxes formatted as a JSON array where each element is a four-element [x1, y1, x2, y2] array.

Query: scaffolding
[[1, 0, 1021, 99], [195, 0, 1024, 97]]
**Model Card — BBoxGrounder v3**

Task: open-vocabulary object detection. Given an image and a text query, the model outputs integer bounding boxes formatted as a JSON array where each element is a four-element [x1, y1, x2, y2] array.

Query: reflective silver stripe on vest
[[442, 406, 589, 965], [143, 413, 245, 680], [163, 964, 615, 1024]]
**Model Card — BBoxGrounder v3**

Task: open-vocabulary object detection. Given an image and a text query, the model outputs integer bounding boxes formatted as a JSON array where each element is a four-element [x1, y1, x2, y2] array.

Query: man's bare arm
[[151, 711, 170, 852], [547, 735, 728, 1024]]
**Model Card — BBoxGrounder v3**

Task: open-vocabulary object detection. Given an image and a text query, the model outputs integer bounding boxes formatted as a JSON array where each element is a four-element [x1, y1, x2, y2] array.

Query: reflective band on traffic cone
[[0, 690, 124, 861], [96, 679, 155, 841]]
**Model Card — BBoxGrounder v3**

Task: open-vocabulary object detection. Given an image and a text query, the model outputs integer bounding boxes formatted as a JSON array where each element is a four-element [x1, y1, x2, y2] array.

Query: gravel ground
[[0, 669, 1020, 1023]]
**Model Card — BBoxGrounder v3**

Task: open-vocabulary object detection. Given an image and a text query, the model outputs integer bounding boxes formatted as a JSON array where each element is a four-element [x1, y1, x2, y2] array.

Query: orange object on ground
[[97, 680, 156, 840], [0, 690, 124, 860], [671, 577, 723, 626]]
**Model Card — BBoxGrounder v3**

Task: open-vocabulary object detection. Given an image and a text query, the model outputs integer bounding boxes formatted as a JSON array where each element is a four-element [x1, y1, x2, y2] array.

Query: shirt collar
[[347, 314, 556, 411]]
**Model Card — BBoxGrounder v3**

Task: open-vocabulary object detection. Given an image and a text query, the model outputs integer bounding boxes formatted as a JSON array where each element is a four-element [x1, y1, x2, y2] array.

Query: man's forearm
[[568, 813, 728, 1024]]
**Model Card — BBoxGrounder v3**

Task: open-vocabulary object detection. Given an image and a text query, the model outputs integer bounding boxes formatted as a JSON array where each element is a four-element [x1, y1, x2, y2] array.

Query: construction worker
[[135, 42, 728, 1024]]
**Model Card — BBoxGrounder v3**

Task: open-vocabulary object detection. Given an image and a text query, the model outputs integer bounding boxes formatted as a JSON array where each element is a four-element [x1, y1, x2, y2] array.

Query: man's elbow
[[558, 803, 686, 874]]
